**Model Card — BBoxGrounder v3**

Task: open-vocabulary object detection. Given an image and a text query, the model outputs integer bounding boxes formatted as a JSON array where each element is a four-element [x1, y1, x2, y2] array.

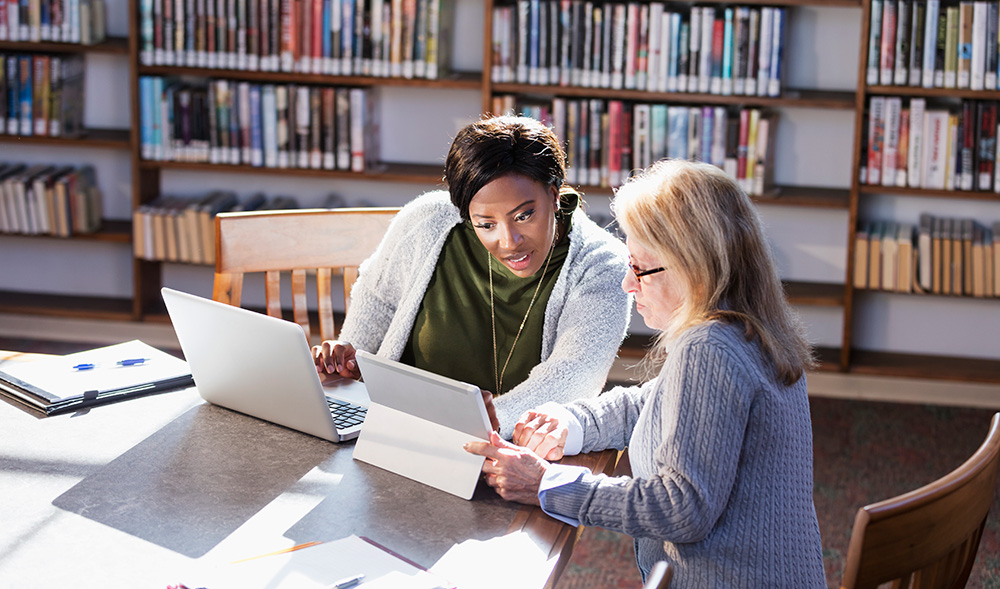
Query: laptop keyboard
[[327, 398, 367, 430]]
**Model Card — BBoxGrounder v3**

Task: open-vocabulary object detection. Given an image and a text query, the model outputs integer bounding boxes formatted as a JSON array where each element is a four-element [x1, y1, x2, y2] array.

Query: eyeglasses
[[628, 260, 666, 281]]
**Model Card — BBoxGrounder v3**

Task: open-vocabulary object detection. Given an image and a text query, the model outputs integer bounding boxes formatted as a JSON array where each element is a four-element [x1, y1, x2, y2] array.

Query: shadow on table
[[52, 403, 335, 557], [282, 449, 520, 568]]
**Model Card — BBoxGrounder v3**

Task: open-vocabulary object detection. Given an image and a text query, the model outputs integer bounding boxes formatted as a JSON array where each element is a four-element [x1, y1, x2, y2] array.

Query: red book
[[608, 100, 624, 187], [736, 108, 750, 184], [711, 16, 725, 93], [978, 102, 997, 190], [301, 0, 312, 71], [312, 0, 323, 69]]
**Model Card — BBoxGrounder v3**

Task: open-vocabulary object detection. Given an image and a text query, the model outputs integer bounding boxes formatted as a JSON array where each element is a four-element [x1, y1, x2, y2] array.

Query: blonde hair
[[612, 159, 815, 385]]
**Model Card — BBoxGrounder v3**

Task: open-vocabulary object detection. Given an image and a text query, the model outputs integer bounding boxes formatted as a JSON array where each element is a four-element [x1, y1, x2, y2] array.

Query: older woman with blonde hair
[[466, 159, 826, 587]]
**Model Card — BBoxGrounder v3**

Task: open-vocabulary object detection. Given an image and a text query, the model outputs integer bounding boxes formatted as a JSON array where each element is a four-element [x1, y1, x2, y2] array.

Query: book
[[922, 108, 949, 189], [0, 340, 193, 416], [869, 220, 883, 290], [854, 222, 870, 289], [897, 223, 914, 293], [867, 96, 885, 185], [922, 0, 939, 87], [868, 0, 883, 85], [880, 0, 896, 85], [917, 212, 933, 292]]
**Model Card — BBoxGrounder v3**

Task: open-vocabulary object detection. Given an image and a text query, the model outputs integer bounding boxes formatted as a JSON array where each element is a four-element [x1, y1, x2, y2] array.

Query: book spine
[[922, 0, 939, 87], [894, 0, 911, 85], [867, 96, 885, 185], [883, 96, 902, 186], [909, 0, 923, 84], [880, 0, 896, 85], [868, 0, 883, 85]]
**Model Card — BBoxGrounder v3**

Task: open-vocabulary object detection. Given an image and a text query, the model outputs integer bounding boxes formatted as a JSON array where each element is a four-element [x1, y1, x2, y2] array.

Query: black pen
[[327, 573, 364, 589]]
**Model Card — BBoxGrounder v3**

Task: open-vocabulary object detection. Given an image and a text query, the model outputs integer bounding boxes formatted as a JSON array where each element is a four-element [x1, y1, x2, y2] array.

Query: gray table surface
[[0, 381, 600, 588]]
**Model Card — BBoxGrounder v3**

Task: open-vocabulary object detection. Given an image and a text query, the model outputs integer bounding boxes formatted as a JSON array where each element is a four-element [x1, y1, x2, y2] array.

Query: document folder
[[0, 340, 193, 415]]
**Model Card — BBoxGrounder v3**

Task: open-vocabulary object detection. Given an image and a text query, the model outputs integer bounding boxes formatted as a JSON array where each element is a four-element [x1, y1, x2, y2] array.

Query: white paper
[[0, 340, 190, 400], [429, 532, 558, 589], [187, 535, 433, 589]]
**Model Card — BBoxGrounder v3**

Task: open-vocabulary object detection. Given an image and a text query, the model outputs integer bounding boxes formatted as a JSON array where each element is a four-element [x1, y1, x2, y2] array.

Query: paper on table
[[187, 535, 436, 589], [0, 340, 190, 401], [428, 531, 559, 589]]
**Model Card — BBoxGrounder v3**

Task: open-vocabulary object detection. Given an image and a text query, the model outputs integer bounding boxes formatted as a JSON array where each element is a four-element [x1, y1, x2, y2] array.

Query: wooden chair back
[[839, 413, 1000, 589], [213, 207, 398, 344], [643, 560, 673, 589]]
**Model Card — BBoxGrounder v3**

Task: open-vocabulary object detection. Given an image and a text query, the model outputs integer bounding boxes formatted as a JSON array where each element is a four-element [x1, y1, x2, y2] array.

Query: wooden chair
[[839, 412, 1000, 589], [643, 560, 673, 589], [212, 207, 398, 344]]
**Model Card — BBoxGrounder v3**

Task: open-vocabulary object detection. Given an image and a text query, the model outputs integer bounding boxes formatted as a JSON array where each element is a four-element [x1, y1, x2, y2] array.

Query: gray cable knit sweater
[[543, 321, 826, 588], [338, 190, 632, 438]]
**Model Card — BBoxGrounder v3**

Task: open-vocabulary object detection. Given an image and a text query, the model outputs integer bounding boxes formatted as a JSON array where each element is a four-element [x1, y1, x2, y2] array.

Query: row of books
[[1, 53, 85, 137], [139, 76, 378, 171], [867, 0, 1000, 90], [0, 162, 102, 237], [138, 0, 453, 79], [492, 2, 786, 97], [133, 191, 372, 264], [498, 94, 775, 194], [863, 96, 1000, 191], [854, 214, 1000, 297], [0, 0, 106, 44]]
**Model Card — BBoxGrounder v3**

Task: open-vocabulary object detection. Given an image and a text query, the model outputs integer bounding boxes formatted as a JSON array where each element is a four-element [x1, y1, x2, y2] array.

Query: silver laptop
[[161, 287, 369, 442]]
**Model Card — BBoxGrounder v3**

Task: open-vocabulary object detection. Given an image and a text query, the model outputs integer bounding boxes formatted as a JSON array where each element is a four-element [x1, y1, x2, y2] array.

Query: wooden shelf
[[137, 65, 482, 89], [0, 36, 130, 54], [139, 159, 446, 184], [867, 85, 1000, 100], [850, 349, 1000, 383], [492, 84, 856, 110], [0, 219, 131, 243], [0, 128, 131, 149], [859, 184, 1000, 202], [784, 281, 846, 306], [855, 288, 999, 301], [753, 185, 851, 208], [579, 183, 849, 209], [0, 290, 134, 321]]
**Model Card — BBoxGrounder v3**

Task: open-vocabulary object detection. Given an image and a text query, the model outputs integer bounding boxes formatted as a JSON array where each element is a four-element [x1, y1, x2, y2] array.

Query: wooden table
[[0, 351, 617, 587]]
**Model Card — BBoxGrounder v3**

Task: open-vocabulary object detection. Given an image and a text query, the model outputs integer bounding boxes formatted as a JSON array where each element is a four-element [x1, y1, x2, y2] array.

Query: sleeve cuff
[[534, 401, 584, 456], [537, 463, 591, 527]]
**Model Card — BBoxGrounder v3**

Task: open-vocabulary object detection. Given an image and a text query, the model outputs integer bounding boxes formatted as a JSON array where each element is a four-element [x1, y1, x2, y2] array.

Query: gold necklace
[[489, 226, 558, 396]]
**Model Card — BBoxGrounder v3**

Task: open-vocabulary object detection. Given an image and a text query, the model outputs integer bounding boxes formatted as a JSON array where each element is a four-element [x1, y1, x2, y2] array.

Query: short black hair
[[444, 115, 566, 220]]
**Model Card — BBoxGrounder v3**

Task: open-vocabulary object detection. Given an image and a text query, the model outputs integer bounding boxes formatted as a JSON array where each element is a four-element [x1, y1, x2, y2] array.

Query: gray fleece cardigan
[[544, 321, 826, 588], [338, 190, 632, 438]]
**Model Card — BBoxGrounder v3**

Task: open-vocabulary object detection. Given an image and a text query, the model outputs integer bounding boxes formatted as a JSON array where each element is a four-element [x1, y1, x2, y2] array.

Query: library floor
[[2, 313, 1000, 589]]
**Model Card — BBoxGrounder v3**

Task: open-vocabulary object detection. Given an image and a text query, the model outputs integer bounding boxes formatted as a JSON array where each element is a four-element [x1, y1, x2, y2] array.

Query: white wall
[[1, 1, 997, 362]]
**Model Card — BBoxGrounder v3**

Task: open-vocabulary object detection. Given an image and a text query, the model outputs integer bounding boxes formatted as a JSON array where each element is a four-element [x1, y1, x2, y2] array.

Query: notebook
[[352, 350, 493, 500], [161, 287, 369, 443]]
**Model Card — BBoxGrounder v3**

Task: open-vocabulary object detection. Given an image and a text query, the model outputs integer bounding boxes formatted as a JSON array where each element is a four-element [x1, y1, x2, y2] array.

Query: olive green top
[[400, 194, 578, 395]]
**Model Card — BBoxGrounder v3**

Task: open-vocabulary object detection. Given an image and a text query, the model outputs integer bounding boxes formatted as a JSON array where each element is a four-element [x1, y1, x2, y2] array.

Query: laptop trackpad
[[322, 375, 370, 406]]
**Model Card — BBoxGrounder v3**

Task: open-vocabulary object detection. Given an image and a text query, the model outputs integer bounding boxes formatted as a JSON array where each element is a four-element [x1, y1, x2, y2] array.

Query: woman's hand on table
[[312, 340, 362, 380]]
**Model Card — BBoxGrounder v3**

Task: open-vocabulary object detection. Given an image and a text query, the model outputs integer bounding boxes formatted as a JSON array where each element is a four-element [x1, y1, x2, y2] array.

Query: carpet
[[556, 397, 1000, 588]]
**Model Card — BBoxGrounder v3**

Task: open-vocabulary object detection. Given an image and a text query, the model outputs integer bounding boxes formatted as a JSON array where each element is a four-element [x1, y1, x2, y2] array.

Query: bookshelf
[[1, 0, 997, 385], [847, 0, 1000, 382]]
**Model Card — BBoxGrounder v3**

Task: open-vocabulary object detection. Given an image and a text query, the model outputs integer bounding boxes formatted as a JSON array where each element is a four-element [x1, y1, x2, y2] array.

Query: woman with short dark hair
[[313, 115, 631, 438]]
